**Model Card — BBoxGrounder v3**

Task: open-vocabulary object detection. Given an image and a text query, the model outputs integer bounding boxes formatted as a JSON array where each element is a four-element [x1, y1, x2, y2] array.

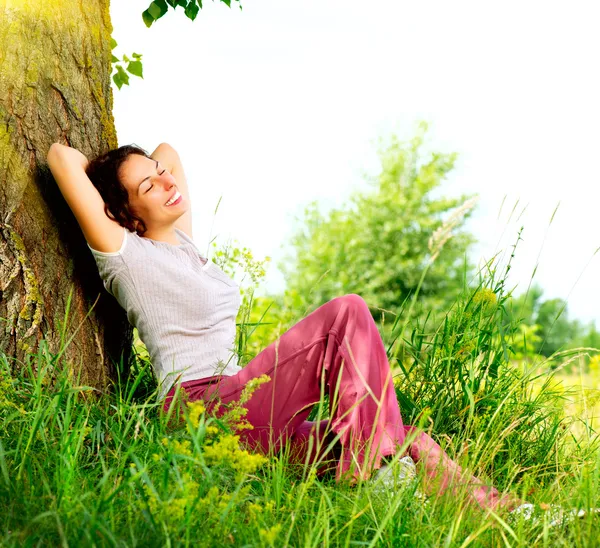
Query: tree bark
[[0, 0, 132, 393]]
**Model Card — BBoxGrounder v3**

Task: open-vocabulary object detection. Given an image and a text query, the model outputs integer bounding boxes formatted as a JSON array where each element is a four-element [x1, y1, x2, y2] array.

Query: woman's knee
[[318, 294, 371, 330], [335, 293, 369, 312]]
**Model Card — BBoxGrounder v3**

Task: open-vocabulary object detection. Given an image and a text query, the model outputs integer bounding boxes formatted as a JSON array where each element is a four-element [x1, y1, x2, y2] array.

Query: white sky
[[110, 0, 600, 326]]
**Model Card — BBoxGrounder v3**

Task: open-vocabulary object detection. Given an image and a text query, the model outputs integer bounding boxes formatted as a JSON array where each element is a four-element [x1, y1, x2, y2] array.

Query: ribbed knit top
[[88, 226, 242, 400]]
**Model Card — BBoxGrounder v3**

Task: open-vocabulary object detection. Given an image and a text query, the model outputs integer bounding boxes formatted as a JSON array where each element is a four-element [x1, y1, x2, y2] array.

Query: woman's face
[[118, 153, 187, 230]]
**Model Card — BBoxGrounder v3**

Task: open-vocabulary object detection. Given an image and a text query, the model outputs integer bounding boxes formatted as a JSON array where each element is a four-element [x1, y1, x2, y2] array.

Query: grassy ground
[[553, 369, 600, 442], [1, 353, 599, 547], [2, 280, 600, 546]]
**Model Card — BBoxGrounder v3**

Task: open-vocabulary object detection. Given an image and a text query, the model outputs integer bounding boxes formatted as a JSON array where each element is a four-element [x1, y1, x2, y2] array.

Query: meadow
[[1, 250, 600, 548]]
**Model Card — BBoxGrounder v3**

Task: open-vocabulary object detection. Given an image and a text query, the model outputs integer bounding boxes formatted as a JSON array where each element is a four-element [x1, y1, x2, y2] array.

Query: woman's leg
[[282, 420, 518, 509], [164, 294, 405, 483], [404, 426, 521, 510], [163, 293, 518, 508]]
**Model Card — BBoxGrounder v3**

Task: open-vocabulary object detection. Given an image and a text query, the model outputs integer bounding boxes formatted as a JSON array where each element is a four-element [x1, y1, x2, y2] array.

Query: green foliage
[[211, 238, 271, 288], [209, 237, 272, 366], [393, 280, 571, 487], [7, 146, 600, 542], [2, 228, 600, 543], [509, 323, 543, 361], [235, 290, 308, 363], [2, 267, 600, 544], [0, 351, 279, 546], [280, 122, 476, 321], [507, 284, 600, 362], [142, 0, 242, 28], [110, 38, 144, 90], [572, 323, 600, 357]]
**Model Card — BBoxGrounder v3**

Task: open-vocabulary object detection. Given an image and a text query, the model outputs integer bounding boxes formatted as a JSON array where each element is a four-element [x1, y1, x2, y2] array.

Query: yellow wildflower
[[217, 491, 232, 512], [142, 483, 160, 515], [219, 374, 271, 431], [196, 486, 236, 516], [472, 288, 497, 309], [206, 425, 220, 437], [203, 434, 267, 480], [238, 374, 271, 405], [186, 400, 205, 428], [172, 439, 193, 457], [259, 524, 282, 546], [196, 486, 220, 513], [247, 502, 263, 519], [143, 472, 200, 523], [221, 404, 250, 431]]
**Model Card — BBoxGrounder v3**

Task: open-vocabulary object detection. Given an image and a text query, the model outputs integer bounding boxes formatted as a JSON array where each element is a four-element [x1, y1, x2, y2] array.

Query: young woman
[[47, 141, 520, 511]]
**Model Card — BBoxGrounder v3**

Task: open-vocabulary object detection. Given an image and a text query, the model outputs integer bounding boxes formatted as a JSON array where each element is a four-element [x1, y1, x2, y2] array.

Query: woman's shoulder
[[88, 226, 125, 257], [89, 226, 207, 268], [174, 228, 208, 262], [174, 227, 195, 246], [88, 227, 152, 273]]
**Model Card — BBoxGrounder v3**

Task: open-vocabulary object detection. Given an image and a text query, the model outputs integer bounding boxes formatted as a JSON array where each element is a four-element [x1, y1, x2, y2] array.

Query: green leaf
[[147, 0, 169, 19], [112, 72, 123, 90], [142, 9, 154, 27], [111, 55, 119, 63], [122, 54, 130, 63], [176, 0, 188, 6], [166, 0, 178, 7], [184, 0, 199, 20], [132, 52, 143, 60], [126, 60, 144, 78], [115, 65, 130, 86], [110, 37, 118, 49], [221, 0, 231, 6]]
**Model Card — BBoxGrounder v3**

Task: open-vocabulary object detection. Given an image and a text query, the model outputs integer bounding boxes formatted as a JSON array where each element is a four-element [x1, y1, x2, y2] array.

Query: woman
[[47, 141, 519, 511]]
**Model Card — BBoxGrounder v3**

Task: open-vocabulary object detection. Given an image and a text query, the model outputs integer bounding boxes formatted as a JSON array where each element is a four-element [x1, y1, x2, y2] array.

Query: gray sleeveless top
[[88, 227, 242, 400]]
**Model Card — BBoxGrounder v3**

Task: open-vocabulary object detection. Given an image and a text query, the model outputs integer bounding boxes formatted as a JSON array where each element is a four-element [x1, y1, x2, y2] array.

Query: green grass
[[1, 353, 599, 547], [2, 265, 600, 546]]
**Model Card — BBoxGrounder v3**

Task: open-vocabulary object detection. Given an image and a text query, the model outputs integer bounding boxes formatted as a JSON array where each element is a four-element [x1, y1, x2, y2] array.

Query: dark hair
[[86, 144, 150, 236]]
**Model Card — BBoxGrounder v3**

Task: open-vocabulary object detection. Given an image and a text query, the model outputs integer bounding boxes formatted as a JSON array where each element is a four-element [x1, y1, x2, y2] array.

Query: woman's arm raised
[[47, 143, 124, 253], [149, 143, 193, 239]]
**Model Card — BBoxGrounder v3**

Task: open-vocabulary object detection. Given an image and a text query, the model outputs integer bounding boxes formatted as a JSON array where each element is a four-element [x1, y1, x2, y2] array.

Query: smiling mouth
[[165, 190, 182, 206]]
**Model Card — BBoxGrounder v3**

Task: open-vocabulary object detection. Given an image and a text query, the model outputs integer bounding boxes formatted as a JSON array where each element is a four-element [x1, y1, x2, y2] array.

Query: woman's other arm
[[149, 143, 193, 239], [46, 143, 124, 253]]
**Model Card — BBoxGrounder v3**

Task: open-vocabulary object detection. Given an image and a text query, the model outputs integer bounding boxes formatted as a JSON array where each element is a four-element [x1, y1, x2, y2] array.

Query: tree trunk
[[0, 0, 132, 393]]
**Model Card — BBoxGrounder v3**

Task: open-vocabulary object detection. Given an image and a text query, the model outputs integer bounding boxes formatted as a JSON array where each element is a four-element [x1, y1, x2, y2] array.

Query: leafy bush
[[279, 122, 476, 319]]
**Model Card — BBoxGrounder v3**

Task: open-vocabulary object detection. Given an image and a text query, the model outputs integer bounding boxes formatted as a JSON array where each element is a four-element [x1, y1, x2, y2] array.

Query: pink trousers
[[163, 294, 509, 509]]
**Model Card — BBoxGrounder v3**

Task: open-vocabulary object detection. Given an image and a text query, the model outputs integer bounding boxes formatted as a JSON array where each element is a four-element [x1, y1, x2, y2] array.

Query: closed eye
[[144, 164, 166, 193]]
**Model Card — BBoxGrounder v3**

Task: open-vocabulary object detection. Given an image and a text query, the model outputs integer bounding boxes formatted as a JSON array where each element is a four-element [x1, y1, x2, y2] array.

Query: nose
[[161, 171, 176, 188]]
